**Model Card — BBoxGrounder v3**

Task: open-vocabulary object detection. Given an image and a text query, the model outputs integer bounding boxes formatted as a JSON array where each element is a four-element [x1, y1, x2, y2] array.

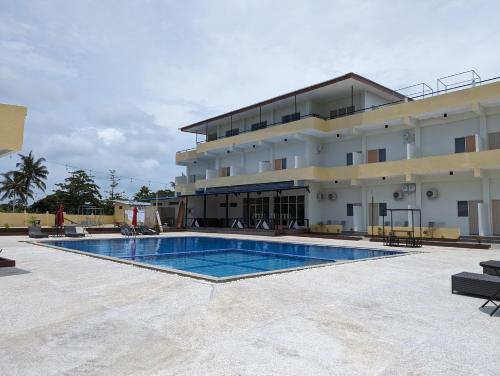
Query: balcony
[[176, 78, 500, 162], [0, 103, 27, 157], [194, 149, 500, 189]]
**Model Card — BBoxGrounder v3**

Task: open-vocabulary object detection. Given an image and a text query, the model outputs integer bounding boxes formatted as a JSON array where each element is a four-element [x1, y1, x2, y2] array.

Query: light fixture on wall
[[444, 113, 448, 118], [284, 138, 288, 142], [384, 124, 388, 129], [382, 176, 386, 180], [336, 134, 340, 138], [252, 145, 256, 148], [449, 171, 454, 175], [334, 180, 338, 184], [226, 150, 230, 153]]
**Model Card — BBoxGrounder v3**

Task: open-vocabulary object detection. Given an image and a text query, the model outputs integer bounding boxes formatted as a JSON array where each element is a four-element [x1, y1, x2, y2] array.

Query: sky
[[1, 0, 500, 202]]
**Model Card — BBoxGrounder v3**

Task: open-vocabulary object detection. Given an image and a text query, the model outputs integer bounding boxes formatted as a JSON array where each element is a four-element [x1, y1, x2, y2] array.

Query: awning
[[180, 181, 309, 197]]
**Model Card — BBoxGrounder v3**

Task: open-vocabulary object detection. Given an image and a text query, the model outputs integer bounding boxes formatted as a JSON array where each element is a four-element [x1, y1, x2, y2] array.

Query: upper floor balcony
[[176, 72, 500, 164]]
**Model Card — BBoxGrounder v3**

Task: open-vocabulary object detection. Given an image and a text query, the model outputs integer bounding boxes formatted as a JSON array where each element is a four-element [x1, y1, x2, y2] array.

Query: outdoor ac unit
[[426, 188, 439, 199], [402, 183, 416, 193], [328, 192, 337, 201], [316, 192, 325, 201], [393, 191, 404, 200], [402, 130, 415, 144]]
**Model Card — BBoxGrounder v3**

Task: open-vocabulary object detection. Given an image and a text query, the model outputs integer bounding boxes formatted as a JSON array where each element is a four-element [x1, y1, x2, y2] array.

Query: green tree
[[0, 171, 26, 212], [15, 151, 49, 206], [134, 185, 152, 201], [103, 169, 126, 214], [30, 193, 63, 213], [54, 170, 102, 214]]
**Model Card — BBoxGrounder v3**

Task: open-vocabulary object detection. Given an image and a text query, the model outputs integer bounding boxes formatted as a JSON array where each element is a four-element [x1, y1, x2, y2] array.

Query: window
[[229, 202, 238, 208], [455, 136, 476, 153], [346, 152, 353, 166], [119, 206, 123, 210], [251, 121, 268, 131], [379, 203, 387, 217], [219, 203, 226, 208], [219, 167, 231, 177], [367, 148, 386, 163], [169, 201, 179, 206], [347, 203, 354, 217], [274, 158, 287, 170], [455, 137, 466, 153], [378, 148, 386, 162], [330, 106, 355, 119], [488, 131, 500, 150], [225, 128, 239, 137], [457, 201, 469, 217], [282, 112, 300, 123]]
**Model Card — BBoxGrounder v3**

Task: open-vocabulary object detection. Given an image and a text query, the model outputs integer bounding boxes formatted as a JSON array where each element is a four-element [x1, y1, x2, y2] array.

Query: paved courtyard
[[1, 233, 499, 375]]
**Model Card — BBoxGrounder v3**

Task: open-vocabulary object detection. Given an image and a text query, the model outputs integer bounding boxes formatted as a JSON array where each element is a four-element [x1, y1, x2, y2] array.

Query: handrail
[[176, 75, 500, 154]]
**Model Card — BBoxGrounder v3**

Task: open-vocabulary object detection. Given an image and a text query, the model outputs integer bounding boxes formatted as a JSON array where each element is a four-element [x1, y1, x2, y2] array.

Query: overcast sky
[[1, 0, 500, 201]]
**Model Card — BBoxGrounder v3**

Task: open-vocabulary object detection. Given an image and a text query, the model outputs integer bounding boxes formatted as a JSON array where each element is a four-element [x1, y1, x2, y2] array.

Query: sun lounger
[[120, 225, 136, 236], [137, 225, 157, 235], [64, 225, 86, 238], [452, 272, 500, 316], [28, 226, 49, 238]]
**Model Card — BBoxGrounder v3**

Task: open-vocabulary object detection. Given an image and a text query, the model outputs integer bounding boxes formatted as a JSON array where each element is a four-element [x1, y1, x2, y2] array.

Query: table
[[479, 260, 500, 316]]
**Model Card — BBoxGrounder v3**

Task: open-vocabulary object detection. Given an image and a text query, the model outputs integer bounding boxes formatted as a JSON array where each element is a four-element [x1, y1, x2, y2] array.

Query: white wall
[[420, 117, 479, 157], [320, 137, 362, 167], [366, 131, 406, 161], [317, 185, 362, 229], [421, 179, 481, 234]]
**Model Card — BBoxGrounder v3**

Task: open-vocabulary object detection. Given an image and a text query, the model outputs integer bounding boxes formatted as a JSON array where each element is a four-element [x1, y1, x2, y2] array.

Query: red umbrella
[[132, 206, 138, 227], [55, 204, 64, 227]]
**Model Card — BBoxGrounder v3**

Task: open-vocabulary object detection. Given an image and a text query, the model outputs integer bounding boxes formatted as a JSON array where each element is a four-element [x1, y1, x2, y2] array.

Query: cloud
[[1, 0, 500, 201]]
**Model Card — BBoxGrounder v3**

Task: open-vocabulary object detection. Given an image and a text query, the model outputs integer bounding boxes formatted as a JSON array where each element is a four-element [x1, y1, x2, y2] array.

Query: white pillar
[[361, 135, 367, 163], [406, 143, 416, 159], [215, 157, 220, 171], [478, 202, 488, 236], [481, 177, 492, 235], [414, 126, 421, 157], [361, 185, 368, 232], [479, 115, 487, 151], [353, 205, 363, 232]]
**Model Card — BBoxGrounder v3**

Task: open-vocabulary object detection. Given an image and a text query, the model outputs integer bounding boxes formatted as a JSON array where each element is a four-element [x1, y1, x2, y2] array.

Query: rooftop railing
[[176, 73, 500, 154]]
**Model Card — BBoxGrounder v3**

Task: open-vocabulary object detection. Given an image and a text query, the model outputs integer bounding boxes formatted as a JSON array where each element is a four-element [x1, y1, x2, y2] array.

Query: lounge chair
[[64, 225, 86, 238], [137, 225, 157, 235], [28, 226, 49, 238], [452, 272, 500, 316], [120, 225, 136, 237]]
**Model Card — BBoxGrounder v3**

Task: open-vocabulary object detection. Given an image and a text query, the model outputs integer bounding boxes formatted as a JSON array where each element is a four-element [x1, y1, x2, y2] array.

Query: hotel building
[[174, 71, 500, 237], [0, 103, 26, 158]]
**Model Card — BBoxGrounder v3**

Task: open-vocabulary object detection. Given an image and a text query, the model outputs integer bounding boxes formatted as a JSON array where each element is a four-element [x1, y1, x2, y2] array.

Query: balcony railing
[[175, 74, 500, 154]]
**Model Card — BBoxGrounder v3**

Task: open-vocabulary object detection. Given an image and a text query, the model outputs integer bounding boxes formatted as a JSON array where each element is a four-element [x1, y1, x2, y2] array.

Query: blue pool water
[[43, 237, 402, 279]]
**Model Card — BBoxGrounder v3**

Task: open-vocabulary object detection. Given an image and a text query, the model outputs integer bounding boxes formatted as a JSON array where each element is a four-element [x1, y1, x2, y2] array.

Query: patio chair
[[28, 226, 49, 239], [64, 225, 86, 238]]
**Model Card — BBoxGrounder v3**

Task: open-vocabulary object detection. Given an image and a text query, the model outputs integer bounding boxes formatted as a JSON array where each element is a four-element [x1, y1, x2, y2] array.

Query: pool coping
[[26, 234, 420, 283]]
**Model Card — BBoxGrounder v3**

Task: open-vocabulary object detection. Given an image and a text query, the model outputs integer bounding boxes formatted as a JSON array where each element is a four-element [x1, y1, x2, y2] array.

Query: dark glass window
[[225, 128, 239, 137], [281, 158, 287, 169], [346, 152, 353, 166], [455, 137, 466, 153], [251, 121, 267, 131], [229, 202, 237, 208], [347, 203, 354, 217], [282, 112, 300, 123], [378, 148, 386, 162], [457, 201, 469, 217], [379, 203, 387, 217]]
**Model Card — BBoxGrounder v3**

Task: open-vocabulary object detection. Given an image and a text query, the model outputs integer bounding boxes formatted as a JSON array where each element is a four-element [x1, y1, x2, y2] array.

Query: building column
[[478, 115, 487, 151], [361, 135, 367, 163], [246, 192, 250, 228], [361, 185, 368, 232], [479, 177, 492, 236], [184, 196, 189, 228], [225, 194, 229, 227], [203, 195, 207, 224]]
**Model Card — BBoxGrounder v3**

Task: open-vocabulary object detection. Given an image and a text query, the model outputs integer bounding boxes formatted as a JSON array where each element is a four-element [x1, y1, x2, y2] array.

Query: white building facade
[[175, 72, 500, 237]]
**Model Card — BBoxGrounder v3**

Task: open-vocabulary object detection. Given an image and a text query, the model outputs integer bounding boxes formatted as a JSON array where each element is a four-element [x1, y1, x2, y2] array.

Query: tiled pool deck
[[1, 233, 499, 375]]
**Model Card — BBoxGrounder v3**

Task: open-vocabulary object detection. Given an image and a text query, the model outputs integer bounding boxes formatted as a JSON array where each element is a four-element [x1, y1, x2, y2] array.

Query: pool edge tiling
[[31, 236, 410, 283]]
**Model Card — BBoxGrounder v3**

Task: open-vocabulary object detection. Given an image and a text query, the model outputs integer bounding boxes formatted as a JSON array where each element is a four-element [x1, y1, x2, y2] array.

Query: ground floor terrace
[[1, 233, 499, 375], [179, 173, 500, 237]]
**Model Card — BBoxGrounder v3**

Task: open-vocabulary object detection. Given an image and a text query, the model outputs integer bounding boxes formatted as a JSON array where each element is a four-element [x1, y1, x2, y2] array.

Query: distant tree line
[[0, 152, 175, 214]]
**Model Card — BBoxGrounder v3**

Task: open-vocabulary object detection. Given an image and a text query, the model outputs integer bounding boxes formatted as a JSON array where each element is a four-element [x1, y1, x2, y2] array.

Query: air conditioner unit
[[426, 188, 439, 199], [316, 192, 325, 201], [402, 183, 416, 193], [393, 191, 404, 200], [328, 192, 337, 201]]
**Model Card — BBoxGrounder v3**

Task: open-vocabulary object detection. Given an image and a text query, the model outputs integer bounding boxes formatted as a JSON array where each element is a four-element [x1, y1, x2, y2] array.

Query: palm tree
[[15, 151, 48, 207], [0, 172, 26, 212]]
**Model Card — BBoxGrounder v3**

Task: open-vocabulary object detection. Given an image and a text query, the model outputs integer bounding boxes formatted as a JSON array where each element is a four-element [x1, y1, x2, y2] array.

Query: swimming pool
[[41, 236, 404, 281]]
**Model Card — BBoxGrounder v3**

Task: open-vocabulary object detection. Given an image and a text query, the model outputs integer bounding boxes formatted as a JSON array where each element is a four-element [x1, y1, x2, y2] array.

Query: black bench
[[452, 272, 500, 316]]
